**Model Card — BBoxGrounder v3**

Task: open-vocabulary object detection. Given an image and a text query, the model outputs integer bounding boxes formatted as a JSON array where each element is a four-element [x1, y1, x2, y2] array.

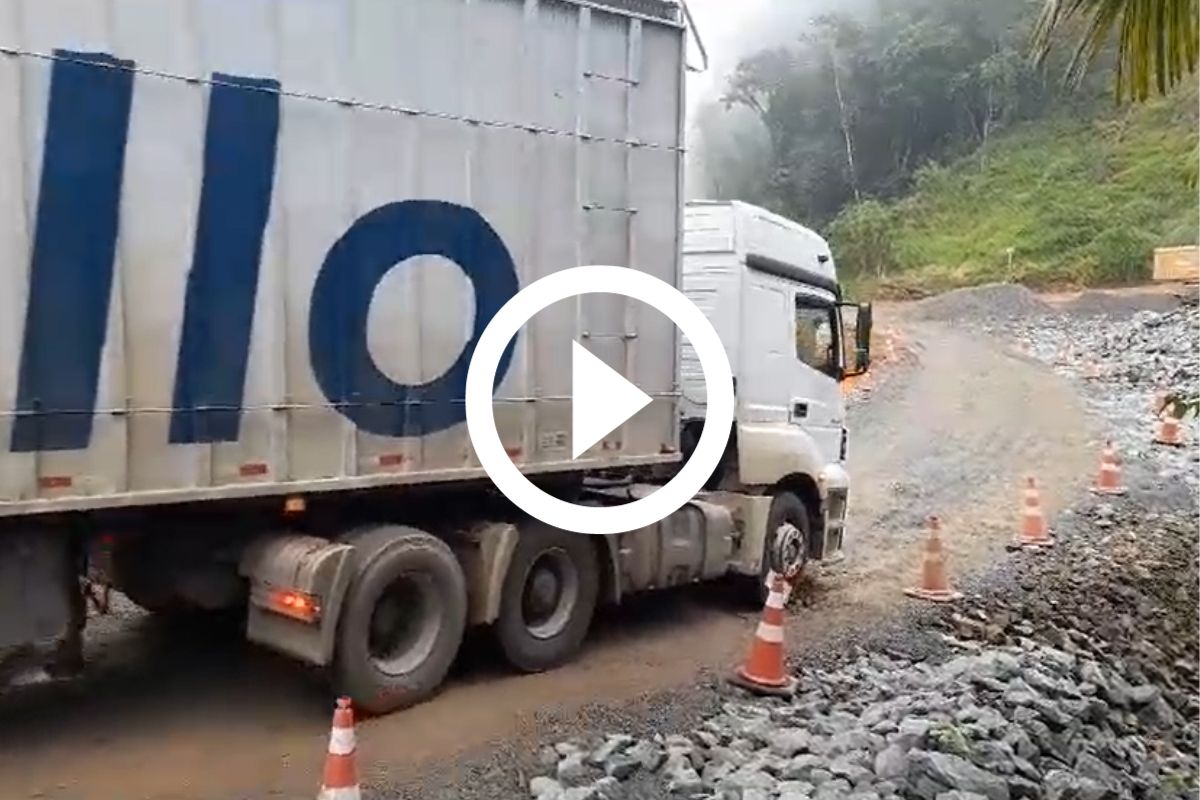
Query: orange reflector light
[[264, 589, 321, 623], [283, 495, 306, 514]]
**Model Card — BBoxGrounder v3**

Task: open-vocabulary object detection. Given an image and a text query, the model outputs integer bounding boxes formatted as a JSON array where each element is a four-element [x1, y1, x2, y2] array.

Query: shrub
[[1084, 226, 1153, 283], [827, 201, 901, 280]]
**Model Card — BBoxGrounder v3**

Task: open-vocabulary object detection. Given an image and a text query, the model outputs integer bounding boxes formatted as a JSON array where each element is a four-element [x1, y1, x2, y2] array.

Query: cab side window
[[795, 297, 838, 376]]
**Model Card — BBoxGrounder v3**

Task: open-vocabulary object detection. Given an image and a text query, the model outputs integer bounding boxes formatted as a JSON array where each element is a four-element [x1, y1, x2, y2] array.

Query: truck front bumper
[[818, 463, 850, 560]]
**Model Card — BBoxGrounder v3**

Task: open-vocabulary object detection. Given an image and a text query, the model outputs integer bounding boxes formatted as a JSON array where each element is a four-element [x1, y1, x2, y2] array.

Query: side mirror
[[839, 301, 872, 377], [855, 302, 873, 372]]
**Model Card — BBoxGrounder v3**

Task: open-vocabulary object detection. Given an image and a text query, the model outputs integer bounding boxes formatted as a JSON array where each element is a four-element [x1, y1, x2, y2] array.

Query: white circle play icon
[[465, 265, 734, 535], [569, 340, 653, 460]]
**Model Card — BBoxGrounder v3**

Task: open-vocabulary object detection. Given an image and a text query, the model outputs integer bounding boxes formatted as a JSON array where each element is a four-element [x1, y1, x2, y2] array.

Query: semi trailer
[[0, 0, 870, 714]]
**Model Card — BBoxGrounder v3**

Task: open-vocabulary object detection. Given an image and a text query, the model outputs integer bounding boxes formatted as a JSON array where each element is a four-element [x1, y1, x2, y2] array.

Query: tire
[[494, 522, 599, 672], [333, 526, 467, 715], [750, 491, 812, 605]]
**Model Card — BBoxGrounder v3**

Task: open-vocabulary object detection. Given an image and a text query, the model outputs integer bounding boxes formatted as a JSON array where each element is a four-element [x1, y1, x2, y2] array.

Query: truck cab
[[680, 200, 870, 576]]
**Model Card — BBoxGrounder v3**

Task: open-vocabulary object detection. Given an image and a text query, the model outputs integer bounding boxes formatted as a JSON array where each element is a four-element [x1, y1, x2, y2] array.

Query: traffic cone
[[1152, 389, 1169, 416], [1010, 476, 1054, 550], [319, 698, 361, 800], [905, 515, 962, 603], [1154, 407, 1185, 447], [1091, 441, 1127, 495], [730, 572, 797, 697]]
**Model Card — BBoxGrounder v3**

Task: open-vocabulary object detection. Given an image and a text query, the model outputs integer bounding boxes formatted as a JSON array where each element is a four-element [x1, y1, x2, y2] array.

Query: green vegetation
[[835, 85, 1198, 297], [705, 0, 1090, 230], [696, 0, 1200, 299]]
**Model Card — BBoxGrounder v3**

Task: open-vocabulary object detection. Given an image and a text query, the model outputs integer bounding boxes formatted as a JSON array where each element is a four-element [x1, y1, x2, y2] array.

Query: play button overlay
[[465, 265, 734, 535], [571, 341, 652, 459]]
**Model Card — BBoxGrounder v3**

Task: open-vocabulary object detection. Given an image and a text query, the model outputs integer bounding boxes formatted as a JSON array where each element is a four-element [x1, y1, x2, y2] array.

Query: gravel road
[[523, 286, 1198, 800], [0, 286, 1191, 800]]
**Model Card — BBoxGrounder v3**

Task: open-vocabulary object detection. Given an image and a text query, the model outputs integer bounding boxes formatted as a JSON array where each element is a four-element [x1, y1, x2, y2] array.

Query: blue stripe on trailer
[[169, 74, 281, 444], [11, 51, 135, 452]]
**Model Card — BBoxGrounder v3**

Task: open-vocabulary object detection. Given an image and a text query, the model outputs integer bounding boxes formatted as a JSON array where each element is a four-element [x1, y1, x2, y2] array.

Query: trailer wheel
[[333, 526, 467, 715], [495, 523, 598, 672]]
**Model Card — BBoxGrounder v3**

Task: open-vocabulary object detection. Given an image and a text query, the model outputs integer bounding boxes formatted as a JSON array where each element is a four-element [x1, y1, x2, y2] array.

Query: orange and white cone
[[1090, 441, 1126, 496], [1154, 407, 1185, 447], [1010, 476, 1054, 549], [1152, 389, 1169, 417], [905, 515, 962, 603], [318, 698, 361, 800], [730, 572, 797, 697]]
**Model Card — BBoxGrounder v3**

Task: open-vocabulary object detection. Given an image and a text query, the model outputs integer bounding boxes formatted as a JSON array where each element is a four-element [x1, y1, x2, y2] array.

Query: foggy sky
[[683, 0, 831, 116]]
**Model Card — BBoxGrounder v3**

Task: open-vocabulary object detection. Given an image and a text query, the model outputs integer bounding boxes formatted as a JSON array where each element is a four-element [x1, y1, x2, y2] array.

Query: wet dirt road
[[0, 314, 1096, 800]]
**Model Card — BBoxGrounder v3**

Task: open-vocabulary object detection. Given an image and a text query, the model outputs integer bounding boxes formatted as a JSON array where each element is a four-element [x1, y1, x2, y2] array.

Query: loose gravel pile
[[1054, 292, 1183, 320], [1015, 303, 1198, 394], [910, 285, 1052, 326], [1009, 300, 1200, 491], [529, 506, 1197, 800], [524, 291, 1200, 800]]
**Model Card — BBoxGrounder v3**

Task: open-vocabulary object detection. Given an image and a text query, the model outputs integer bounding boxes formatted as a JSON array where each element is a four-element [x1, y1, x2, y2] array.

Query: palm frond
[[1031, 0, 1199, 101]]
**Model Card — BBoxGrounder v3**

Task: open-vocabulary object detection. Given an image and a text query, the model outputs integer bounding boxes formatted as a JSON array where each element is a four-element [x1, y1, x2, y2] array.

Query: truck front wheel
[[746, 491, 812, 605], [765, 491, 811, 580], [495, 522, 598, 672], [333, 526, 467, 715]]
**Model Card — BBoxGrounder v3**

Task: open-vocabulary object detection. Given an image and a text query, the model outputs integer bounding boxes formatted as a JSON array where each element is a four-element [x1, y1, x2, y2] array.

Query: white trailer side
[[0, 0, 684, 516]]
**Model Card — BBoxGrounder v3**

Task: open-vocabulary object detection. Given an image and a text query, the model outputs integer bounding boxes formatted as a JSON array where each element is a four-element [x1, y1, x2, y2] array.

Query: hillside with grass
[[694, 0, 1198, 299], [833, 86, 1198, 298]]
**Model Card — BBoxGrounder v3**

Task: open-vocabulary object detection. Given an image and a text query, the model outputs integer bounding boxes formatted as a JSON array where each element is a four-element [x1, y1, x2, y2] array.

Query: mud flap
[[450, 521, 519, 626], [239, 535, 353, 666]]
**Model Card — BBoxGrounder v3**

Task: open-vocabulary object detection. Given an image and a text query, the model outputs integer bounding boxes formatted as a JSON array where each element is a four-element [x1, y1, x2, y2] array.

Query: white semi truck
[[0, 0, 870, 713]]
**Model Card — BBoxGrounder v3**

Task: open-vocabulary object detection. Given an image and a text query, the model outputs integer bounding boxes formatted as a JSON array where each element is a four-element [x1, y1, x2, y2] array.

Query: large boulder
[[907, 750, 1010, 800]]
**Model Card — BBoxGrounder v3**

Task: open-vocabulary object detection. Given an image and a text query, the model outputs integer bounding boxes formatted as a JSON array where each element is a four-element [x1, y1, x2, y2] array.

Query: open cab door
[[839, 301, 873, 378]]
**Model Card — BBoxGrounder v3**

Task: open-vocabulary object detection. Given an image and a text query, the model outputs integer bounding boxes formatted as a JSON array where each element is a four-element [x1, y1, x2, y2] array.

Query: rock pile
[[529, 505, 1197, 800], [1009, 301, 1199, 490], [910, 285, 1051, 326], [1027, 306, 1199, 394], [1054, 291, 1183, 320]]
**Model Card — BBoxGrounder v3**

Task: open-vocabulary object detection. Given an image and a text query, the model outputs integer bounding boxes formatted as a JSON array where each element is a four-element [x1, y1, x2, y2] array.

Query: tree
[[1032, 0, 1200, 102], [689, 102, 772, 205], [707, 0, 1055, 226]]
